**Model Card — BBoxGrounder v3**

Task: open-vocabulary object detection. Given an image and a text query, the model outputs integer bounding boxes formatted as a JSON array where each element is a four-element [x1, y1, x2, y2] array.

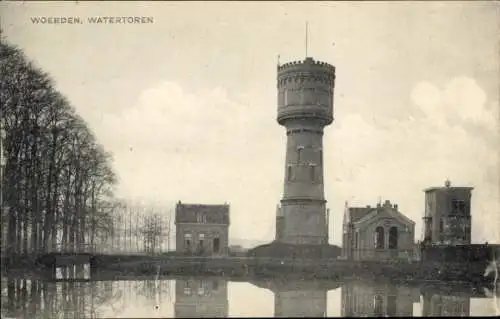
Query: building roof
[[423, 180, 474, 192], [176, 202, 229, 208], [423, 186, 474, 192], [344, 200, 414, 227], [348, 207, 374, 223]]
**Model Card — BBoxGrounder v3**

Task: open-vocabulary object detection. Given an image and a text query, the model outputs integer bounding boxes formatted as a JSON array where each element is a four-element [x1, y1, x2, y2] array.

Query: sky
[[1, 1, 499, 246]]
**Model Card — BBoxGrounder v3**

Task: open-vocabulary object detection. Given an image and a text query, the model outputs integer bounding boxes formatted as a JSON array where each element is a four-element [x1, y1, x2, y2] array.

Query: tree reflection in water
[[132, 276, 173, 310], [0, 277, 123, 318]]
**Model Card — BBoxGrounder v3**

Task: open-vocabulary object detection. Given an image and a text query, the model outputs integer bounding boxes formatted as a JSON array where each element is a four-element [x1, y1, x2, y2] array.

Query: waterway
[[1, 275, 499, 318]]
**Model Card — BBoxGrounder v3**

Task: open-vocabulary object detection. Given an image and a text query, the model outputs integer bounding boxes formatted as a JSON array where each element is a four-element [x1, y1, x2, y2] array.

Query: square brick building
[[175, 201, 230, 256]]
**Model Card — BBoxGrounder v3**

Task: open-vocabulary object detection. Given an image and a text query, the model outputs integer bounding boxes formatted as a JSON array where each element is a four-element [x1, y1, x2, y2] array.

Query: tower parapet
[[277, 57, 336, 126]]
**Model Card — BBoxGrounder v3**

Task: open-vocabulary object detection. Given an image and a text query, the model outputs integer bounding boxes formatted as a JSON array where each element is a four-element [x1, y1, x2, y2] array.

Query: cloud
[[95, 81, 283, 240], [94, 77, 498, 244], [328, 76, 499, 243]]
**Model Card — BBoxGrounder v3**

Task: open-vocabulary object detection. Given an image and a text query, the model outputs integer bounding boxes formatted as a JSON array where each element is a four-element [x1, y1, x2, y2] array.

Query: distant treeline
[[1, 34, 117, 259]]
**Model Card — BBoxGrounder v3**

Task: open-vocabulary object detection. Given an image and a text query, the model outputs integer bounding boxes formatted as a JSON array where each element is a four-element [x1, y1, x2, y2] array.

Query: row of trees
[[0, 35, 119, 259], [100, 202, 173, 254], [1, 35, 175, 260]]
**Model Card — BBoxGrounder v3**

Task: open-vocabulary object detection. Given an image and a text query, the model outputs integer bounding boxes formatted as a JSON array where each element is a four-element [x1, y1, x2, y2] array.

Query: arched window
[[388, 227, 398, 249], [375, 226, 385, 249]]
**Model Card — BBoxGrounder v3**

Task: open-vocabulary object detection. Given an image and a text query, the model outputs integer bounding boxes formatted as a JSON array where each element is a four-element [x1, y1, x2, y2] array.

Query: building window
[[439, 219, 444, 233], [184, 233, 192, 251], [297, 146, 303, 163], [184, 281, 191, 295], [310, 164, 316, 182], [212, 280, 219, 291], [387, 295, 397, 316], [375, 226, 385, 249], [388, 227, 398, 249], [354, 232, 359, 249], [373, 295, 384, 316], [451, 199, 467, 215], [287, 165, 292, 182], [319, 149, 323, 166]]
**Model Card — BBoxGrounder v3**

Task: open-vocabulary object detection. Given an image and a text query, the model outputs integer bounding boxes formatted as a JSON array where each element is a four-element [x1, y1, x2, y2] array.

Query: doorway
[[213, 237, 220, 253]]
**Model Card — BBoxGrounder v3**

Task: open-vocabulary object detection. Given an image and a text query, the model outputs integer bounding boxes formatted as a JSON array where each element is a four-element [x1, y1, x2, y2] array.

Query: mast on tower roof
[[305, 21, 309, 58]]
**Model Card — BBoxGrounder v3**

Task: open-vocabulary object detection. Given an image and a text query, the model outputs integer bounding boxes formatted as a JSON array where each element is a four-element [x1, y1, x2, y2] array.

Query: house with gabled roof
[[342, 199, 416, 261]]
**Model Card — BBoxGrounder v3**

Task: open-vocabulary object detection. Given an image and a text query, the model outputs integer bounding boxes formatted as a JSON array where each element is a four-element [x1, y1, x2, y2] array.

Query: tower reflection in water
[[250, 279, 331, 317], [341, 280, 419, 317], [174, 277, 228, 318], [274, 282, 328, 317]]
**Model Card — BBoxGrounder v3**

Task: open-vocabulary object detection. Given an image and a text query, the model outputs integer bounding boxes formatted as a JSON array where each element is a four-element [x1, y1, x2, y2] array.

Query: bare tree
[[1, 36, 117, 262]]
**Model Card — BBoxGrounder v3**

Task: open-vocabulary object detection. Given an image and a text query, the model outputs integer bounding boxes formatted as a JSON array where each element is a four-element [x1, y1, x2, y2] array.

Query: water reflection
[[175, 278, 228, 318], [55, 264, 91, 280], [274, 282, 327, 317], [341, 280, 419, 317], [1, 277, 121, 319], [1, 275, 498, 318], [421, 287, 470, 317]]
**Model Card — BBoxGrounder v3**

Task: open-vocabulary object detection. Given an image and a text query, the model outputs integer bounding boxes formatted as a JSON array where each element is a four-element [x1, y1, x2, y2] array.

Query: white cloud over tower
[[96, 75, 499, 244]]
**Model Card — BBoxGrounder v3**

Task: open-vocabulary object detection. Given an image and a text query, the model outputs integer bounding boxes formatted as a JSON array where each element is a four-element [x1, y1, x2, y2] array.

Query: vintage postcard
[[1, 1, 499, 318]]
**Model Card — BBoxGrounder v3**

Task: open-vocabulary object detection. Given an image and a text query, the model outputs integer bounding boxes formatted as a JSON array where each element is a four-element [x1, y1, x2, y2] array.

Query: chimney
[[394, 204, 398, 210]]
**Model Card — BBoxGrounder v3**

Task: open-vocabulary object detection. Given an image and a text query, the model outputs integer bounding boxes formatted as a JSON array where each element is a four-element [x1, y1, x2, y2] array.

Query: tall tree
[[1, 36, 117, 262]]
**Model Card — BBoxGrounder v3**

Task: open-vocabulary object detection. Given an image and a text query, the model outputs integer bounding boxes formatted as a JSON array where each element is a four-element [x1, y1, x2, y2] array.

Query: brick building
[[342, 200, 416, 261], [422, 180, 473, 245], [175, 201, 230, 256]]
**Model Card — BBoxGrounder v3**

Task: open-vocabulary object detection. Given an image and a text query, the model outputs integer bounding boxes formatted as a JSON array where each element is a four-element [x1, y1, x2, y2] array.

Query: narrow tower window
[[310, 164, 316, 181], [319, 148, 323, 166], [297, 146, 304, 163], [287, 165, 292, 182]]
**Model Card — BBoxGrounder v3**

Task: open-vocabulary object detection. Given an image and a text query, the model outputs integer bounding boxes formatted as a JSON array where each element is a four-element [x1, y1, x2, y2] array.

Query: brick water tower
[[276, 57, 336, 245]]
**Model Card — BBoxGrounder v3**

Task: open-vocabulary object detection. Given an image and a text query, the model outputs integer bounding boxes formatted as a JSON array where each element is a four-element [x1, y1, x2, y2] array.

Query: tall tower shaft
[[277, 57, 336, 245]]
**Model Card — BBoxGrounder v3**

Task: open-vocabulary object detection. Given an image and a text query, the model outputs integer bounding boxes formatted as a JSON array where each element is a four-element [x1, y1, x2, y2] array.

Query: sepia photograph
[[0, 1, 499, 317]]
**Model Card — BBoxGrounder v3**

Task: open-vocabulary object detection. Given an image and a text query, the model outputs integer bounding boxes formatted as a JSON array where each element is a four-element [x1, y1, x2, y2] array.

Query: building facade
[[422, 180, 473, 245], [276, 57, 336, 245], [342, 200, 416, 261], [175, 201, 229, 256], [175, 278, 228, 318]]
